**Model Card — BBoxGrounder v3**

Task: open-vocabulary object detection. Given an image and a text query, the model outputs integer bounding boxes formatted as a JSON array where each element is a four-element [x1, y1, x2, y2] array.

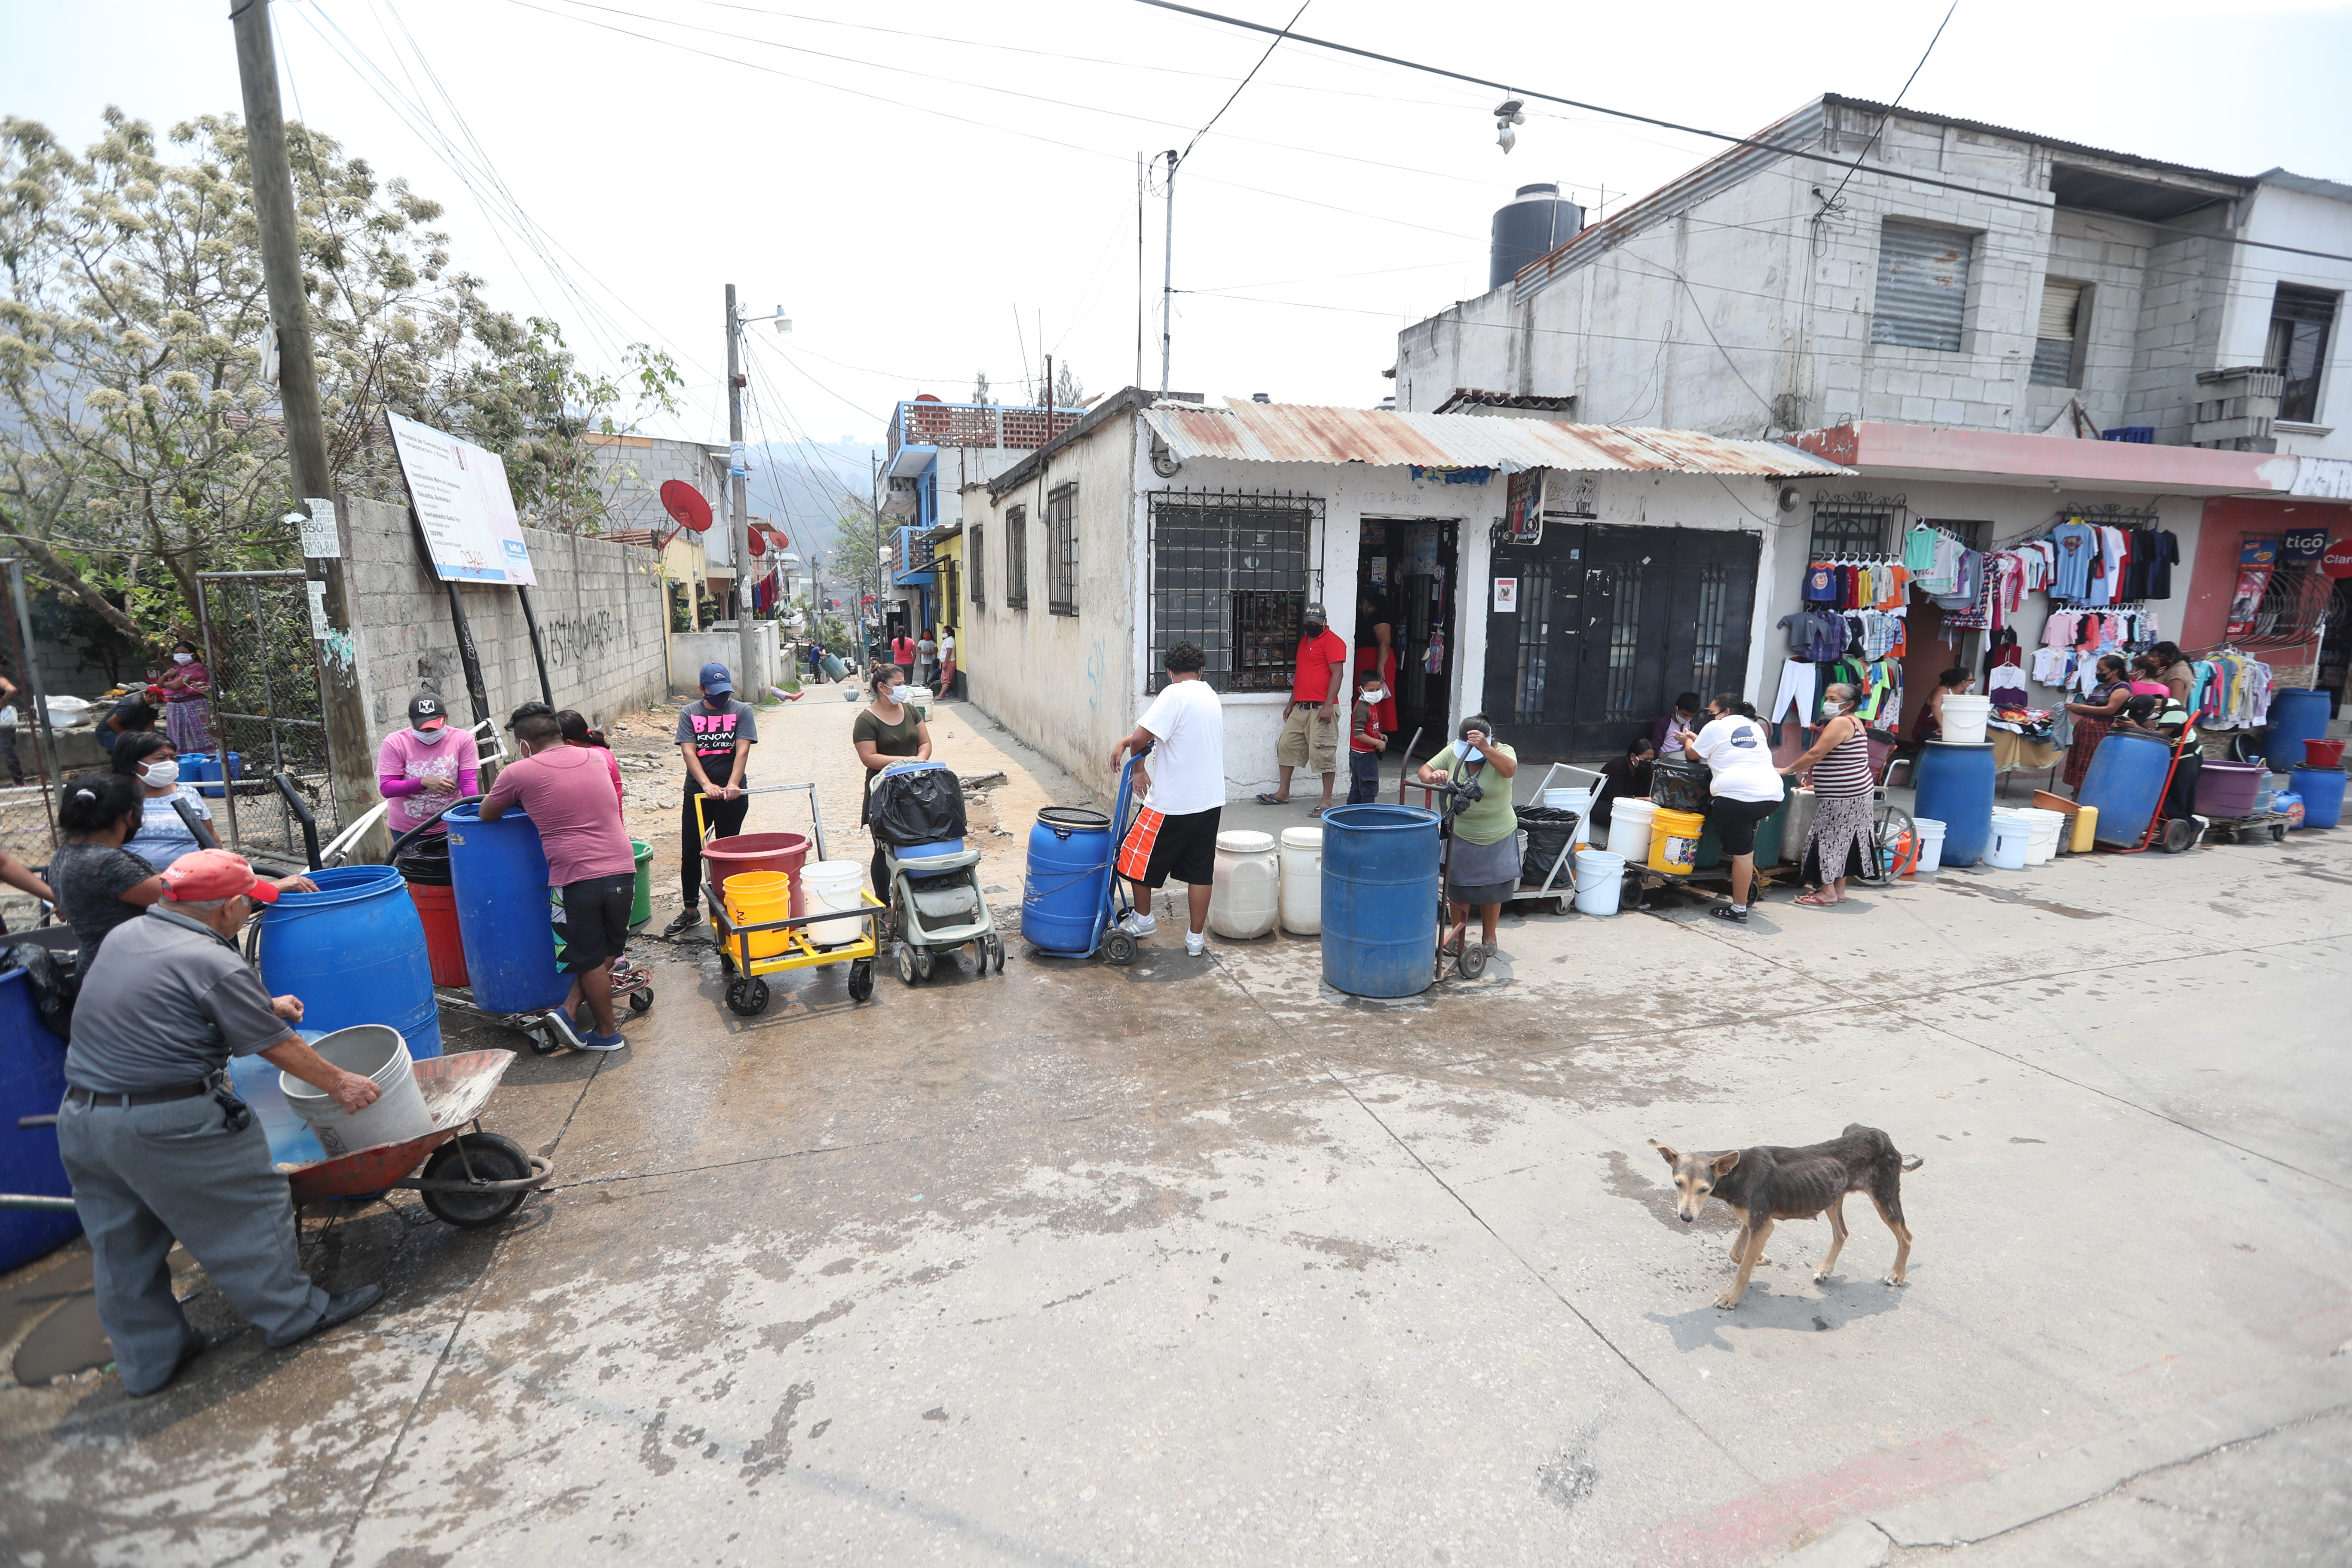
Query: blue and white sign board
[[385, 410, 538, 585]]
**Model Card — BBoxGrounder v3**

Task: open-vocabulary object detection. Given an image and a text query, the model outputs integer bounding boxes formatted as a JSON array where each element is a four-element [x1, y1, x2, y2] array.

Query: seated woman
[[1651, 692, 1702, 761], [2062, 654, 2132, 796], [1912, 668, 1972, 743], [111, 732, 211, 873], [1593, 736, 1655, 828]]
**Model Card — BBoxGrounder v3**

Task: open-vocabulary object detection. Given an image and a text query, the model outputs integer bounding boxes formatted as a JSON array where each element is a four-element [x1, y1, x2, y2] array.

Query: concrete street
[[3, 692, 2348, 1566]]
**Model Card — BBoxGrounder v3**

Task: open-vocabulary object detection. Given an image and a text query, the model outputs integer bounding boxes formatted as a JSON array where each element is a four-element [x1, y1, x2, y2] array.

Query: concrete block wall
[[343, 494, 672, 740]]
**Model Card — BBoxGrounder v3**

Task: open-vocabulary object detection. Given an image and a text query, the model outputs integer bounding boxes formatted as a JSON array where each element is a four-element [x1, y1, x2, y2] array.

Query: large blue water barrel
[[258, 865, 443, 1060], [1023, 806, 1113, 955], [443, 803, 572, 1013], [2291, 764, 2346, 829], [1321, 804, 1439, 998], [2259, 689, 2332, 770], [2077, 729, 2174, 848], [1913, 741, 1995, 867], [0, 968, 79, 1272]]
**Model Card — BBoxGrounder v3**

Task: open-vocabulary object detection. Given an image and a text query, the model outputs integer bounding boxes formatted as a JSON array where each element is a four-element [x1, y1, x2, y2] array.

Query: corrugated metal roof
[[1142, 402, 1848, 478]]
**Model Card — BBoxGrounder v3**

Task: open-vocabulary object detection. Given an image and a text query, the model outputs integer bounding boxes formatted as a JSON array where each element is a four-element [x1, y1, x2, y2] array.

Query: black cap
[[408, 693, 448, 730]]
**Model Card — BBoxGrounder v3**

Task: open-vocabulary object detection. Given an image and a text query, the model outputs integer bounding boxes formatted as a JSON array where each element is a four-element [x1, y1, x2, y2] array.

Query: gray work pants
[[55, 1093, 328, 1393]]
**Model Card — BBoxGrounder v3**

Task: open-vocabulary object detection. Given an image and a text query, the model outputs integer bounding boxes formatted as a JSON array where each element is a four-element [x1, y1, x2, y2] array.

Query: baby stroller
[[868, 761, 1004, 984]]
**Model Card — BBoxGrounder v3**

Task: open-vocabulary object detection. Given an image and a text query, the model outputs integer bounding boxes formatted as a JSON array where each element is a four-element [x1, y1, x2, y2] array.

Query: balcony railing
[[886, 400, 1083, 462]]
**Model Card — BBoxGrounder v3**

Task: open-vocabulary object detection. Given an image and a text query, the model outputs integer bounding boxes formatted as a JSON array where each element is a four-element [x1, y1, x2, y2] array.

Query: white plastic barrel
[[1940, 696, 1993, 745], [1209, 830, 1280, 939], [1985, 814, 2030, 870], [801, 859, 869, 948], [1607, 799, 1657, 866], [280, 1024, 435, 1157], [1571, 849, 1625, 916], [1278, 826, 1323, 935], [1911, 818, 1947, 875]]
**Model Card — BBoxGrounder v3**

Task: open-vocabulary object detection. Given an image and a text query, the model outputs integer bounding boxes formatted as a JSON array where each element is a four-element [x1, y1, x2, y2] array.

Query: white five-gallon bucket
[[280, 1025, 435, 1157], [1571, 849, 1626, 916], [1607, 799, 1657, 866], [1278, 826, 1323, 935], [1985, 814, 2030, 870], [1541, 786, 1595, 819], [1911, 818, 1947, 875], [801, 859, 870, 948], [2017, 807, 2065, 866], [1209, 830, 1280, 939], [1940, 695, 1993, 745]]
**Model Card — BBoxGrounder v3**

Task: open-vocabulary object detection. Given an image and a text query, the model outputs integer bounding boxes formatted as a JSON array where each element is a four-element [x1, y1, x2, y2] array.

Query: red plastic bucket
[[406, 881, 469, 989], [2301, 738, 2346, 769], [704, 832, 809, 916]]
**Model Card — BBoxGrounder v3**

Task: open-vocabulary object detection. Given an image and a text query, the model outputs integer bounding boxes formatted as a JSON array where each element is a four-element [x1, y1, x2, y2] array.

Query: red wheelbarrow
[[282, 1049, 551, 1228]]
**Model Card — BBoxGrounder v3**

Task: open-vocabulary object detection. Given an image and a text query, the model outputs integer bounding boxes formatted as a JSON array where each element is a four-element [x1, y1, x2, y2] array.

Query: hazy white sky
[[10, 0, 2352, 464]]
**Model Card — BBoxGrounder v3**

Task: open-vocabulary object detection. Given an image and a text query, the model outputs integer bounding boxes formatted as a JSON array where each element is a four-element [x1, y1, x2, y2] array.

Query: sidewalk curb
[[1861, 1351, 2352, 1550]]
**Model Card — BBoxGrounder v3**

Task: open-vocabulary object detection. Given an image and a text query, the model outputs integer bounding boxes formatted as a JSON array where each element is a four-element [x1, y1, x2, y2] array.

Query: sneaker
[[662, 907, 702, 938], [1184, 931, 1205, 956], [1118, 912, 1158, 937], [540, 1008, 588, 1050], [1707, 903, 1749, 925], [575, 1030, 628, 1053]]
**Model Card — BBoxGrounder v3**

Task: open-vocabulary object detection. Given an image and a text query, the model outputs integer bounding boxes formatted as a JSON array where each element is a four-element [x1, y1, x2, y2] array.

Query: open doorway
[[1357, 520, 1458, 759]]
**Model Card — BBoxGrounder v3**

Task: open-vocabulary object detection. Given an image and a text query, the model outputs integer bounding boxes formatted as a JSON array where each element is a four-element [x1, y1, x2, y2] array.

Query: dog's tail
[[1900, 1154, 1924, 1173]]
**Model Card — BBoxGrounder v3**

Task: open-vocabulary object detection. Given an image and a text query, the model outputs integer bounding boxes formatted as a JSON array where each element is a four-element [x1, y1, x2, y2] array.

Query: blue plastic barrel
[[1913, 741, 1995, 867], [443, 803, 573, 1013], [1320, 804, 1439, 998], [1023, 806, 1112, 954], [257, 865, 443, 1060], [0, 968, 80, 1272], [2076, 729, 2174, 848], [2259, 689, 2332, 770], [194, 750, 242, 798], [2290, 764, 2346, 829]]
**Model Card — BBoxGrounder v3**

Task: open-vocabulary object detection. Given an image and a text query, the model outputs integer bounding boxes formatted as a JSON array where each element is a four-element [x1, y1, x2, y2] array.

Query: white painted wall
[[2223, 180, 2352, 460]]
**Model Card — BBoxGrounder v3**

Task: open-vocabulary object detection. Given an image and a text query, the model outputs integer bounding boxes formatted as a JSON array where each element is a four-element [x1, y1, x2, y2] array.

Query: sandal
[[1309, 806, 1328, 819], [1255, 792, 1291, 805], [1794, 891, 1838, 907]]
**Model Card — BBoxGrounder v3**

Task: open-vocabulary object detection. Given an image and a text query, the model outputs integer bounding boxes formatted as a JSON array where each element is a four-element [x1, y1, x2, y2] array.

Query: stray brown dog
[[1649, 1124, 1923, 1309]]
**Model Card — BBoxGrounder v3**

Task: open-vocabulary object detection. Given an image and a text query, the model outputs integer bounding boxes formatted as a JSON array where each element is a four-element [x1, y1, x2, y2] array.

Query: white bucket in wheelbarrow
[[1571, 849, 1626, 916], [801, 859, 869, 948], [280, 1024, 434, 1157]]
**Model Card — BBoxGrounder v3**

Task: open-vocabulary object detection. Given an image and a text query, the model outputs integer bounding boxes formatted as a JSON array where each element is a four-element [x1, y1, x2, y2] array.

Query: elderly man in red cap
[[55, 849, 389, 1397]]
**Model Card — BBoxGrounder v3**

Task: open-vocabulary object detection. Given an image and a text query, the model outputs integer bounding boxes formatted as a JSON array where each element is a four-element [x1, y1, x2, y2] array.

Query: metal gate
[[1483, 524, 1760, 759], [196, 571, 339, 866]]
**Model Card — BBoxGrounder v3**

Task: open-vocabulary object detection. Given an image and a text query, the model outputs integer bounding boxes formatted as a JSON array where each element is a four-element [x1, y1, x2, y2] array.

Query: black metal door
[[1484, 525, 1758, 760]]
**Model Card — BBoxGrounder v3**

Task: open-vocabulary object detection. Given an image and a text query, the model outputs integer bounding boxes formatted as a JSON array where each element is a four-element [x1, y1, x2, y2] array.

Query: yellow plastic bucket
[[1648, 808, 1706, 876], [723, 870, 794, 959], [2069, 805, 2098, 854]]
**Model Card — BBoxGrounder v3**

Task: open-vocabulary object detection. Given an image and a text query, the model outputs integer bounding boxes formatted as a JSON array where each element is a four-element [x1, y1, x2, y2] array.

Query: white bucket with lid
[[1940, 695, 1993, 745], [1571, 849, 1625, 916], [1209, 830, 1280, 938], [2018, 807, 2065, 865], [801, 859, 870, 948], [1985, 814, 2030, 870], [1278, 826, 1323, 935], [1607, 799, 1657, 866], [279, 1025, 435, 1157]]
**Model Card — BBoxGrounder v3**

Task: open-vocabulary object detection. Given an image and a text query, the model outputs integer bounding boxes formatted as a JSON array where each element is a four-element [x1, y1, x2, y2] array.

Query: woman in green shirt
[[1415, 714, 1520, 959], [853, 663, 932, 900]]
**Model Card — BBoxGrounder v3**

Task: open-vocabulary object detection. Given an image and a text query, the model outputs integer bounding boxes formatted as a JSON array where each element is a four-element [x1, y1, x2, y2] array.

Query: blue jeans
[[1346, 749, 1382, 804]]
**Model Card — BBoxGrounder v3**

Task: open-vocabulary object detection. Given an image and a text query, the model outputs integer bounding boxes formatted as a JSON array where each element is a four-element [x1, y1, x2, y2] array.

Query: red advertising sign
[[2226, 568, 2272, 636], [2325, 534, 2352, 581]]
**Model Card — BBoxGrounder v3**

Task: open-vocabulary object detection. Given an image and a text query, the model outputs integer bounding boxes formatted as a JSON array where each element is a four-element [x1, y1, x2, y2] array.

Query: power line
[[1820, 0, 1960, 213], [1178, 0, 1309, 168]]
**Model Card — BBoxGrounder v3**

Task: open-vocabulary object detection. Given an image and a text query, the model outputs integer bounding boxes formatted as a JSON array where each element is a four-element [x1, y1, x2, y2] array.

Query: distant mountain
[[743, 438, 881, 565]]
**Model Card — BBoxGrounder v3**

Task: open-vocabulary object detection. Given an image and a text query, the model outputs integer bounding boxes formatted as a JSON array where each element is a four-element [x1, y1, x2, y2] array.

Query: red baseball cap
[[160, 849, 281, 905]]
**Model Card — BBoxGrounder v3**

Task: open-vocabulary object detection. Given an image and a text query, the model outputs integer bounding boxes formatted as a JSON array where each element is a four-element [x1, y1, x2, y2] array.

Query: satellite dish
[[659, 480, 713, 533], [747, 527, 767, 558]]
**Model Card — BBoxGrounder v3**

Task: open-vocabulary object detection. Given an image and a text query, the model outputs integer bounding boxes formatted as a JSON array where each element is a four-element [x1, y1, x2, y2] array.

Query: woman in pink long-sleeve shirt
[[379, 693, 481, 835]]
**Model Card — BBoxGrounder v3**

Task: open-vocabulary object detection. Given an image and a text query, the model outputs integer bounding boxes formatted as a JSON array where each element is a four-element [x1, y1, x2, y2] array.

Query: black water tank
[[1489, 184, 1586, 292]]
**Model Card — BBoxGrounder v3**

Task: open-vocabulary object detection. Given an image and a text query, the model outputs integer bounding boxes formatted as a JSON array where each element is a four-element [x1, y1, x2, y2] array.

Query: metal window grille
[[969, 525, 985, 608], [1147, 489, 1320, 692], [1047, 482, 1078, 616], [1005, 504, 1029, 610], [1809, 509, 1888, 558], [1690, 563, 1730, 695], [1871, 220, 1972, 352], [2234, 532, 2332, 647], [1602, 564, 1648, 721], [1512, 562, 1551, 720]]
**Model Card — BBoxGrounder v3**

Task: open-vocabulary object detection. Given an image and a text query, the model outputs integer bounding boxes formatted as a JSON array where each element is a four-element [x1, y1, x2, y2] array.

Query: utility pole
[[1159, 150, 1178, 400], [233, 0, 380, 854], [724, 284, 758, 695]]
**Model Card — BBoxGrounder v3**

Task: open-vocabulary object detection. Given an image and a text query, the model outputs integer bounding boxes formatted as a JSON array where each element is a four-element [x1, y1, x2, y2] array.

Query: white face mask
[[140, 758, 181, 789], [1363, 688, 1386, 703], [413, 726, 447, 742], [889, 685, 911, 703], [172, 652, 195, 665]]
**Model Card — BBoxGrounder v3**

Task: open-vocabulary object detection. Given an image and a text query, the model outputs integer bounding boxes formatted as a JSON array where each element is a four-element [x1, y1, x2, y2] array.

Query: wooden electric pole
[[233, 0, 382, 856], [724, 285, 759, 694]]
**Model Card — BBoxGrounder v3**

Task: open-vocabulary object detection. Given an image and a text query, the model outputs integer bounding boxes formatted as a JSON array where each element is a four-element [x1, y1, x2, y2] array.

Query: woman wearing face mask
[[112, 732, 211, 874], [852, 664, 933, 902], [1788, 682, 1878, 909], [155, 638, 215, 753], [378, 692, 482, 838], [1676, 695, 1785, 926], [1415, 714, 1520, 960]]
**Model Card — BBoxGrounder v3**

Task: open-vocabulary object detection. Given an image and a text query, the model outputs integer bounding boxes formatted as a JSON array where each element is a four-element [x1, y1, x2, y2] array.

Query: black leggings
[[1709, 796, 1780, 858], [682, 785, 750, 906]]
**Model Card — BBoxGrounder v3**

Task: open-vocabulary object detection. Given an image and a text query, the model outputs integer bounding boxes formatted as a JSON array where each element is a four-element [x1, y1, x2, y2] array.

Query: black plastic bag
[[6, 941, 80, 1042], [868, 766, 968, 847], [1516, 806, 1579, 890]]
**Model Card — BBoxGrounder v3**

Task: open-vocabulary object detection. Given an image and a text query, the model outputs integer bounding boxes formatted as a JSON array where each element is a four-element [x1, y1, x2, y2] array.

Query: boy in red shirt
[[1346, 667, 1387, 805]]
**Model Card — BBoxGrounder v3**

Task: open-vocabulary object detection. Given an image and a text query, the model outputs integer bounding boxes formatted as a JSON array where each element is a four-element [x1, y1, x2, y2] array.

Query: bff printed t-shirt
[[674, 698, 759, 769]]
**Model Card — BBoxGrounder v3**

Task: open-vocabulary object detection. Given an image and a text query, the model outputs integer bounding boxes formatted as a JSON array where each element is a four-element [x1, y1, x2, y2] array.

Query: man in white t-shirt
[[1110, 640, 1225, 956]]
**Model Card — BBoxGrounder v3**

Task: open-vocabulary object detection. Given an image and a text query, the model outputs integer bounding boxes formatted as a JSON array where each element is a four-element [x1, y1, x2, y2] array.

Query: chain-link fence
[[197, 571, 338, 867]]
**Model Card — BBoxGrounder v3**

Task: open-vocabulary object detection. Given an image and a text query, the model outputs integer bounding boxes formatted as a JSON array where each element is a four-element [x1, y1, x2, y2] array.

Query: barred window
[[1005, 504, 1028, 610], [969, 525, 985, 608], [1148, 490, 1319, 692], [1047, 482, 1078, 616]]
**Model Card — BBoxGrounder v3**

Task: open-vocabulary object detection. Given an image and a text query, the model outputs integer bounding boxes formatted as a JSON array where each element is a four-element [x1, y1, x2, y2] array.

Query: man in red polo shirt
[[1257, 601, 1348, 816]]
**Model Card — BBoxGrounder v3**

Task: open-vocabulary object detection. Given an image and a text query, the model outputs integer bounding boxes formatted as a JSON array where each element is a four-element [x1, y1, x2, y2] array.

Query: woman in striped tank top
[[1792, 682, 1878, 908]]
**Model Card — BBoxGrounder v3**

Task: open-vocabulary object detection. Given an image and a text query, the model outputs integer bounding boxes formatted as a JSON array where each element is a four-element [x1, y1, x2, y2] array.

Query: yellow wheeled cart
[[696, 786, 883, 1017]]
